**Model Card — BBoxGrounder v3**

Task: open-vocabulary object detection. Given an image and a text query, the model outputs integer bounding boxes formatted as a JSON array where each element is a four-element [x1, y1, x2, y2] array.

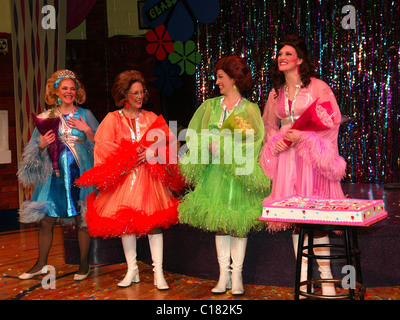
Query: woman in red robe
[[76, 70, 184, 290]]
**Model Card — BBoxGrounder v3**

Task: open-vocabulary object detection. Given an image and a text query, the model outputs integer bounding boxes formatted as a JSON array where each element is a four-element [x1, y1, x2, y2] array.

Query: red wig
[[214, 55, 253, 94]]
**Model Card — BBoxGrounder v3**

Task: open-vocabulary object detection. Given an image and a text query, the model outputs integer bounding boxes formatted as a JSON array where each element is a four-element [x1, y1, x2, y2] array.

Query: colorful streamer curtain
[[11, 0, 66, 203], [194, 0, 399, 184]]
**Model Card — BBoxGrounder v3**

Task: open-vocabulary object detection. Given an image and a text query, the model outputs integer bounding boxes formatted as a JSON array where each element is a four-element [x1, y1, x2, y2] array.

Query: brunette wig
[[270, 35, 319, 97]]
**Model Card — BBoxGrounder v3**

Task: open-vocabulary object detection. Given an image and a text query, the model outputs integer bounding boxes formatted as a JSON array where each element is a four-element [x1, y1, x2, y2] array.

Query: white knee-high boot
[[118, 234, 140, 287], [230, 236, 247, 296], [211, 235, 232, 294], [148, 233, 169, 290], [314, 234, 336, 296]]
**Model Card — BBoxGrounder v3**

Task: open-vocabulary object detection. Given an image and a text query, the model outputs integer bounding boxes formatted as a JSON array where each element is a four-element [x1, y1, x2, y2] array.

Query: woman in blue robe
[[17, 70, 99, 281]]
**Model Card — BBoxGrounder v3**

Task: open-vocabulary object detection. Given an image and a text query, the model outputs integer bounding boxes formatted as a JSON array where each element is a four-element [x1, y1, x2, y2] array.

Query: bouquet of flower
[[32, 113, 64, 178], [220, 112, 253, 138], [284, 99, 335, 146]]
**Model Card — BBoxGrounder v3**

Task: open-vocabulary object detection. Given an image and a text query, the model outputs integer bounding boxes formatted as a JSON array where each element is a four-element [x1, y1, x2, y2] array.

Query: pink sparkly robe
[[260, 78, 346, 230]]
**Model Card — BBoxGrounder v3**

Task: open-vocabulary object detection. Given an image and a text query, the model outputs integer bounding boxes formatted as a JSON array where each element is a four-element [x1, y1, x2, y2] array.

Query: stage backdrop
[[11, 0, 67, 204], [193, 0, 399, 184]]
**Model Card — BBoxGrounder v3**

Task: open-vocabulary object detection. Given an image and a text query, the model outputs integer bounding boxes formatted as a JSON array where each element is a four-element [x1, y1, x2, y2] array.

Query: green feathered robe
[[178, 96, 271, 237]]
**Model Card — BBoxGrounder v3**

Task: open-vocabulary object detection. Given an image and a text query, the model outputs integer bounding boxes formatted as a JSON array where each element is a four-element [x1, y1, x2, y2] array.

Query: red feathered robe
[[76, 109, 185, 238]]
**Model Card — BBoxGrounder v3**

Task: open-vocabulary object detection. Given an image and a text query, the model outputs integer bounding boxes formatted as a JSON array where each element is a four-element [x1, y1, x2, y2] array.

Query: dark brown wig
[[270, 35, 319, 97]]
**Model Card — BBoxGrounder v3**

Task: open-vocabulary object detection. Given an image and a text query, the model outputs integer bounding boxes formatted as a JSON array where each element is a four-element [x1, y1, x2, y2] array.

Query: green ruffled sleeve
[[217, 100, 271, 194], [179, 99, 213, 185]]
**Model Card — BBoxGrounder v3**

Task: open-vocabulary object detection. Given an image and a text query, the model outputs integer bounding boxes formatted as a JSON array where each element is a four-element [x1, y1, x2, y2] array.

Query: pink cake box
[[260, 196, 388, 226]]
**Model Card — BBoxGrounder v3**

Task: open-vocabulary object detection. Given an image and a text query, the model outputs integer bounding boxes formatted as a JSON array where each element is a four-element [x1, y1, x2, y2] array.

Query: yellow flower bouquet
[[220, 112, 253, 139]]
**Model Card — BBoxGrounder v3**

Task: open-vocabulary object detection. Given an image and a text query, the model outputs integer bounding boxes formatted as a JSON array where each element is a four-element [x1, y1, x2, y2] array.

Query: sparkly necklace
[[219, 96, 243, 128], [56, 107, 78, 137], [284, 84, 301, 123], [121, 109, 142, 142], [57, 106, 78, 116]]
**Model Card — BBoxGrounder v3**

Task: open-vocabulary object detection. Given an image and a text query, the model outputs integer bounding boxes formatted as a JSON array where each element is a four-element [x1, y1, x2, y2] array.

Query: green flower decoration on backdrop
[[168, 40, 201, 75]]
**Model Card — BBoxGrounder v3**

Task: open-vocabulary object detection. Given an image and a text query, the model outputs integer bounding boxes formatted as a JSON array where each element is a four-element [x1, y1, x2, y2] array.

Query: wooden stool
[[294, 224, 366, 300]]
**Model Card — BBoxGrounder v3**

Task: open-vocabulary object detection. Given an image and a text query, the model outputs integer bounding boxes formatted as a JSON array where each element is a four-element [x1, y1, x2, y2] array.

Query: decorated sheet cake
[[260, 197, 387, 226]]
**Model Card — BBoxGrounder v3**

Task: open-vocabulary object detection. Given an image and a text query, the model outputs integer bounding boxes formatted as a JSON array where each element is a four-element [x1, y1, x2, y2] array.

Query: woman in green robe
[[178, 55, 271, 295]]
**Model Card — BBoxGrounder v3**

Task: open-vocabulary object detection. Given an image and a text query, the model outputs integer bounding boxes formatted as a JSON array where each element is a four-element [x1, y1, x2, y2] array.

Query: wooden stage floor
[[1, 226, 399, 301]]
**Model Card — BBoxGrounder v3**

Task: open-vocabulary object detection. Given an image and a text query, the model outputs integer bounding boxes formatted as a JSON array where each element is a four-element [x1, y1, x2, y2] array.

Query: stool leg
[[307, 230, 314, 295], [294, 228, 306, 300], [293, 232, 309, 294], [351, 229, 363, 284], [344, 229, 355, 299], [351, 228, 364, 300]]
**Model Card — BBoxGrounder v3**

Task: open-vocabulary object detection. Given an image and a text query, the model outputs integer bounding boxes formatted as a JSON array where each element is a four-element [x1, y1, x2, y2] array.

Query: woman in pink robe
[[260, 35, 346, 296]]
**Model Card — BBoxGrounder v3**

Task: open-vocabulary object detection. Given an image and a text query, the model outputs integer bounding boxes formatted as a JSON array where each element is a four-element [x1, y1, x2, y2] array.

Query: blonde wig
[[45, 69, 86, 107]]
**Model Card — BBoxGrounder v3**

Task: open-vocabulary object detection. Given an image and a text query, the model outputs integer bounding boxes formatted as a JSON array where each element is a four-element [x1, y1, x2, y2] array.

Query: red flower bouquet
[[284, 99, 335, 146]]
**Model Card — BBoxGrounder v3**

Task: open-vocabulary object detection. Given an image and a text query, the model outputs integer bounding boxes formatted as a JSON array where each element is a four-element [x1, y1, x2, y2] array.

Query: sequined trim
[[58, 111, 81, 168], [281, 116, 299, 126], [284, 84, 301, 124], [119, 109, 142, 142], [218, 96, 243, 129]]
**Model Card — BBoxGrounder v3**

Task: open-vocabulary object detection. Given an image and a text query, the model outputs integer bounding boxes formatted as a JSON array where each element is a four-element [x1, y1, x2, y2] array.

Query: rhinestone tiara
[[56, 69, 76, 79], [53, 69, 79, 89]]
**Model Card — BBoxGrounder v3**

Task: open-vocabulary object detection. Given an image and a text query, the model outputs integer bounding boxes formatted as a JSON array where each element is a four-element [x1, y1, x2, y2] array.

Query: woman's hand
[[39, 130, 56, 149], [137, 146, 148, 164], [68, 116, 95, 142], [274, 139, 290, 154], [68, 116, 89, 132], [284, 129, 302, 145], [209, 141, 218, 156]]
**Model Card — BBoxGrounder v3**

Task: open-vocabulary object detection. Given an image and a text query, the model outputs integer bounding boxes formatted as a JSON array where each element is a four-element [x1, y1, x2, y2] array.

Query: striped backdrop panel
[[11, 0, 66, 204]]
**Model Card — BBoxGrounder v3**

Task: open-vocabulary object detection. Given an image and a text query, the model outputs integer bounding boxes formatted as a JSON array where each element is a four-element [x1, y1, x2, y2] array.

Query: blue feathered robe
[[17, 107, 99, 225]]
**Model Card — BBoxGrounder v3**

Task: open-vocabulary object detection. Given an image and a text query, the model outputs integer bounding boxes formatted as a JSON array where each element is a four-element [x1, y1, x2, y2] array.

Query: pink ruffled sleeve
[[294, 79, 346, 181], [310, 78, 342, 126], [262, 89, 281, 144]]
